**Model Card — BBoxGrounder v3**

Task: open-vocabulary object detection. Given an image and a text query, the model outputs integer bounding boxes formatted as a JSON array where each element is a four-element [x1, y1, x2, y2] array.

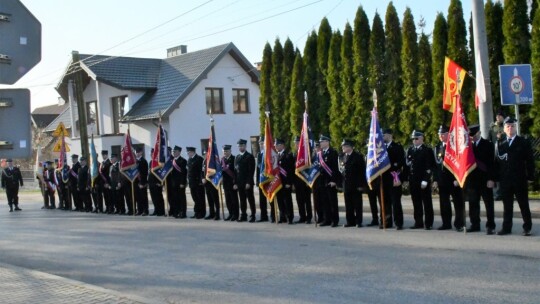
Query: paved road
[[0, 193, 539, 303]]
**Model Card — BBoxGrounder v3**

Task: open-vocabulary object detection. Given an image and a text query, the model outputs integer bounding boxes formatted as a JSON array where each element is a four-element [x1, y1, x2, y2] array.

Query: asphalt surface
[[0, 192, 539, 304]]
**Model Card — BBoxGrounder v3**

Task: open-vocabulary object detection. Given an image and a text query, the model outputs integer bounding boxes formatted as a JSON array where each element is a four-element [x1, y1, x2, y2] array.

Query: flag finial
[[373, 90, 378, 108]]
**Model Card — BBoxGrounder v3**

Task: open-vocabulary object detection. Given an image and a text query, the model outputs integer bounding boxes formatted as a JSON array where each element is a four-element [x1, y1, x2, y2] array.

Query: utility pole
[[471, 0, 494, 139], [72, 51, 89, 158]]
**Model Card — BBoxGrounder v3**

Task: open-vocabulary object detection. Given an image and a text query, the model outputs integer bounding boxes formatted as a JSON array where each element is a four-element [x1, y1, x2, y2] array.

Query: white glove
[[421, 181, 428, 189]]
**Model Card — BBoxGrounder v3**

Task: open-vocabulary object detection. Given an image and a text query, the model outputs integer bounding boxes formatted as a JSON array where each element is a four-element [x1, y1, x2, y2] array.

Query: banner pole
[[273, 197, 278, 225], [164, 179, 169, 217], [219, 184, 225, 220], [132, 182, 136, 216], [312, 189, 318, 228], [379, 176, 386, 230]]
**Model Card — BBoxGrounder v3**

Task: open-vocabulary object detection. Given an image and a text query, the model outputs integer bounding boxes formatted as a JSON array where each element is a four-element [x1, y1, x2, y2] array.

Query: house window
[[112, 96, 127, 134], [205, 88, 224, 114], [233, 89, 249, 113], [86, 101, 99, 135]]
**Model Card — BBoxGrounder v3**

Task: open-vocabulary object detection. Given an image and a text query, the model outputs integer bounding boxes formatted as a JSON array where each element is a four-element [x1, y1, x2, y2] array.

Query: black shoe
[[237, 216, 247, 222], [343, 224, 355, 228], [190, 215, 197, 219], [331, 223, 339, 228], [367, 221, 379, 227], [224, 215, 232, 221], [356, 224, 363, 228], [437, 225, 452, 231], [295, 219, 306, 224], [523, 230, 532, 236], [180, 213, 186, 219], [466, 227, 480, 233], [410, 225, 424, 229], [150, 212, 157, 216], [319, 222, 331, 227], [257, 217, 269, 222], [396, 226, 403, 230], [424, 226, 432, 230], [204, 215, 214, 220], [305, 220, 312, 224], [9, 209, 13, 212], [456, 227, 464, 232], [316, 219, 325, 224], [214, 216, 220, 221], [497, 230, 511, 236], [486, 228, 495, 235], [249, 216, 256, 223], [288, 221, 295, 225], [14, 206, 21, 211], [230, 216, 238, 222]]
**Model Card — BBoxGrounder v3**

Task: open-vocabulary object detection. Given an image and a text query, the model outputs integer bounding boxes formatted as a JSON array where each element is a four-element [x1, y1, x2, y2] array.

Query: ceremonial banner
[[365, 107, 391, 189], [474, 52, 486, 109], [151, 124, 173, 182], [443, 57, 467, 112], [443, 94, 477, 187], [90, 135, 99, 187], [295, 111, 320, 188], [205, 123, 223, 188], [120, 129, 139, 182], [34, 146, 43, 182], [259, 117, 282, 201]]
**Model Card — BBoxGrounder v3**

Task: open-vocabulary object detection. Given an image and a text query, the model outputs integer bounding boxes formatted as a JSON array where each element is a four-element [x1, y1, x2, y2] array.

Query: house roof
[[32, 104, 68, 127], [44, 102, 77, 133]]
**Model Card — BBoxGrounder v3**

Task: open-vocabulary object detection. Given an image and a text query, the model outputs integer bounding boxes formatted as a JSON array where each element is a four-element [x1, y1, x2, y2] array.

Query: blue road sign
[[498, 64, 534, 106]]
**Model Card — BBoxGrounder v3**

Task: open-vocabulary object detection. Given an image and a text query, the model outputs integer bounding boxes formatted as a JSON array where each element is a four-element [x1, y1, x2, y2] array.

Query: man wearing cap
[[341, 139, 366, 228], [69, 154, 82, 211], [275, 138, 295, 224], [77, 156, 92, 212], [134, 147, 149, 216], [148, 148, 164, 216], [222, 144, 239, 221], [465, 124, 496, 234], [489, 109, 506, 144], [255, 137, 270, 222], [318, 135, 341, 227], [382, 129, 406, 230], [187, 147, 206, 219], [42, 160, 57, 209], [90, 156, 103, 213], [495, 117, 535, 236], [432, 126, 465, 232], [234, 139, 256, 222], [404, 130, 435, 230], [99, 150, 113, 213], [292, 136, 312, 224], [109, 153, 124, 214], [168, 146, 187, 218], [1, 159, 24, 212]]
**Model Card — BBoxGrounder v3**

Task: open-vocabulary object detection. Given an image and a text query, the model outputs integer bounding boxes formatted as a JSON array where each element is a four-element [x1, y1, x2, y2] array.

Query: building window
[[112, 96, 127, 134], [205, 88, 224, 114], [86, 101, 99, 135], [233, 89, 249, 113]]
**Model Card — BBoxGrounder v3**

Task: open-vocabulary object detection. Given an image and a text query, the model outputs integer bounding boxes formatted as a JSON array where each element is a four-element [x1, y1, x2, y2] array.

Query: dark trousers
[[60, 185, 71, 210], [225, 186, 239, 218], [258, 187, 268, 220], [6, 187, 20, 208], [190, 185, 206, 217], [321, 185, 339, 225], [135, 185, 149, 214], [102, 186, 112, 212], [467, 185, 495, 230], [111, 188, 125, 213], [501, 182, 532, 232], [168, 184, 186, 216], [295, 182, 312, 221], [439, 184, 464, 229], [149, 185, 165, 215], [56, 188, 63, 209], [124, 186, 135, 214], [205, 183, 220, 217], [277, 187, 293, 222], [238, 185, 256, 217], [367, 189, 380, 223], [80, 189, 92, 211], [92, 187, 103, 212], [344, 190, 362, 225], [388, 186, 404, 228], [409, 181, 434, 228], [44, 189, 55, 208], [313, 185, 324, 223], [70, 185, 81, 210]]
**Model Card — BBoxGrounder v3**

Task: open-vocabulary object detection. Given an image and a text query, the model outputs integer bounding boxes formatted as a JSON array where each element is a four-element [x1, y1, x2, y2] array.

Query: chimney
[[166, 45, 188, 58]]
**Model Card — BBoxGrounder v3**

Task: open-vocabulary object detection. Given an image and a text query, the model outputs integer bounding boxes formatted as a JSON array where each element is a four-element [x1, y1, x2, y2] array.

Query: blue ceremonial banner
[[205, 123, 223, 188], [151, 124, 173, 183], [366, 107, 390, 189], [90, 135, 99, 187]]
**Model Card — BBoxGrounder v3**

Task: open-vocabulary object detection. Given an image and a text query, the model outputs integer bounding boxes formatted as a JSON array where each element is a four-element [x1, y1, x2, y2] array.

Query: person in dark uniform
[[255, 138, 270, 222], [341, 139, 366, 228], [404, 130, 435, 230], [99, 150, 112, 213], [495, 117, 535, 236], [109, 154, 125, 214], [91, 157, 103, 213], [167, 146, 187, 218], [1, 159, 24, 212], [292, 136, 313, 224], [187, 147, 206, 219], [43, 160, 56, 209], [148, 149, 165, 216], [312, 141, 325, 224], [382, 129, 405, 230], [202, 153, 220, 221], [465, 124, 496, 234], [77, 156, 92, 212], [69, 154, 82, 211], [365, 179, 381, 227], [432, 125, 465, 232], [318, 135, 341, 227], [275, 138, 295, 224], [222, 144, 239, 221], [234, 139, 256, 222], [134, 147, 149, 216]]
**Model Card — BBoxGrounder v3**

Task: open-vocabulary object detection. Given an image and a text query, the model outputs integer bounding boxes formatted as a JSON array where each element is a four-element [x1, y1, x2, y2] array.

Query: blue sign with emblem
[[498, 64, 534, 106]]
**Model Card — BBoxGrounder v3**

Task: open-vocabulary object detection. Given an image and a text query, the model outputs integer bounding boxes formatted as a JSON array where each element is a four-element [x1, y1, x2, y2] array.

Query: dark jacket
[[1, 167, 24, 189], [465, 137, 495, 189], [170, 156, 187, 188], [109, 162, 122, 189], [277, 150, 295, 186], [69, 162, 81, 187], [433, 142, 457, 188], [187, 154, 204, 188], [319, 147, 341, 186], [77, 165, 90, 191], [221, 155, 236, 188], [341, 150, 367, 193], [99, 158, 112, 186], [136, 157, 149, 187], [495, 135, 535, 185], [404, 144, 434, 183], [234, 151, 255, 186]]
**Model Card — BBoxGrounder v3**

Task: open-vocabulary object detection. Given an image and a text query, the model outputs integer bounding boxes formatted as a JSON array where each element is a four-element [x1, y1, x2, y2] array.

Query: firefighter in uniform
[[318, 135, 341, 227], [222, 145, 239, 221], [1, 159, 23, 212], [292, 136, 312, 224], [187, 147, 206, 219], [234, 139, 256, 222], [275, 138, 295, 224]]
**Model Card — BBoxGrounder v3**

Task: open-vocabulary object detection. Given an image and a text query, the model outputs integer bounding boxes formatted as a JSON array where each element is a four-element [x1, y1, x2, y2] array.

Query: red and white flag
[[474, 52, 487, 109]]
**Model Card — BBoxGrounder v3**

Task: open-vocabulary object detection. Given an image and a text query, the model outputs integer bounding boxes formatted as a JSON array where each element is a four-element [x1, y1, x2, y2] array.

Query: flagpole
[[373, 90, 386, 231], [158, 111, 170, 217], [304, 91, 318, 228], [219, 184, 225, 220], [128, 123, 136, 216]]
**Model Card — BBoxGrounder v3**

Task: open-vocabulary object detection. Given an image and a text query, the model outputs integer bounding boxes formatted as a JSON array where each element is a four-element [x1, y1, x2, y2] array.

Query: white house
[[45, 43, 261, 159]]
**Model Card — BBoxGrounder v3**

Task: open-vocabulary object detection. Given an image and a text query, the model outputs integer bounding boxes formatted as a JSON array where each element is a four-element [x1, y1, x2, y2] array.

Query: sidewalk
[[0, 262, 160, 304]]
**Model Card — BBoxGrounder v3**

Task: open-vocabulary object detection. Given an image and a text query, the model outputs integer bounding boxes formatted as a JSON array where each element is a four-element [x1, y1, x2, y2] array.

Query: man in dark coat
[[341, 139, 367, 227], [382, 129, 406, 230], [465, 125, 496, 234], [148, 148, 165, 216], [222, 144, 239, 221], [69, 154, 82, 211], [275, 138, 295, 224], [495, 117, 535, 236], [404, 130, 435, 230], [318, 135, 341, 227], [255, 138, 270, 222], [202, 152, 220, 221], [134, 147, 149, 216], [168, 146, 187, 218], [432, 125, 465, 232], [109, 154, 125, 214], [99, 150, 113, 213], [1, 159, 24, 212], [234, 139, 256, 222], [77, 156, 92, 212], [187, 147, 206, 219], [292, 136, 312, 224]]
